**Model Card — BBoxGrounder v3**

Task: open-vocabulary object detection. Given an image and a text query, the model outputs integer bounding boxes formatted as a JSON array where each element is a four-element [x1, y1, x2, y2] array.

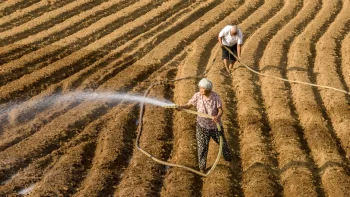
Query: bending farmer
[[177, 78, 232, 172], [218, 25, 244, 70]]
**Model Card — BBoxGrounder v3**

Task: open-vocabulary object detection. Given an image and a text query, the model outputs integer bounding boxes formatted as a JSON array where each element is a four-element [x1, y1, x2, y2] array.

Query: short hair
[[198, 78, 213, 90], [231, 25, 238, 34]]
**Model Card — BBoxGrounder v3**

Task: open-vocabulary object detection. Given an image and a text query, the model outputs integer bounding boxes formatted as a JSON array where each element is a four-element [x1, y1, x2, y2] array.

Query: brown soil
[[0, 0, 350, 196]]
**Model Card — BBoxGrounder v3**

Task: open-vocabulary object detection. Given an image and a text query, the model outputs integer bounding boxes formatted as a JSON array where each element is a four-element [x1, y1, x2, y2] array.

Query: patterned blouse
[[188, 91, 222, 129]]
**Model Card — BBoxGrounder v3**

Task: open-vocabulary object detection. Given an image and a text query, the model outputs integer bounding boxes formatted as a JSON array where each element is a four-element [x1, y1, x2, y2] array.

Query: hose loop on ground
[[136, 77, 223, 177]]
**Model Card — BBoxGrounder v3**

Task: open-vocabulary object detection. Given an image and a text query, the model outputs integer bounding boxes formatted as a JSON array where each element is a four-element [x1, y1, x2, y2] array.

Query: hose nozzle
[[163, 104, 177, 108]]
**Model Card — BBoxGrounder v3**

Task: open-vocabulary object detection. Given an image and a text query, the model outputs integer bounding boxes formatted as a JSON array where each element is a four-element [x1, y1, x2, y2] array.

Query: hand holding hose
[[175, 106, 183, 111], [212, 107, 223, 124], [212, 115, 220, 124], [176, 104, 191, 111]]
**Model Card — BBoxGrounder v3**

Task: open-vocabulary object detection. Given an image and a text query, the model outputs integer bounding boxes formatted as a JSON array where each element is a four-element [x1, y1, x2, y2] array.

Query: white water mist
[[17, 183, 35, 195], [0, 92, 175, 117]]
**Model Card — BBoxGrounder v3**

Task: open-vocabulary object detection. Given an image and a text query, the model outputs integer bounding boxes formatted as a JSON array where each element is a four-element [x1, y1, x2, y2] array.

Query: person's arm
[[218, 27, 226, 46], [218, 36, 223, 46], [177, 93, 197, 111], [237, 44, 241, 59], [176, 103, 192, 110], [212, 107, 223, 123]]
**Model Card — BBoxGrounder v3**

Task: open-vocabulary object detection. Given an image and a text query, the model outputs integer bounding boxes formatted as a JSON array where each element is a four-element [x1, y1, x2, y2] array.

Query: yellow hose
[[136, 44, 350, 177], [136, 77, 223, 177], [223, 45, 350, 95]]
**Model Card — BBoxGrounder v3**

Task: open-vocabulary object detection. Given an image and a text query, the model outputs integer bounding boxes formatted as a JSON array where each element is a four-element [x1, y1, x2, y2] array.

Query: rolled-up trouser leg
[[196, 124, 210, 170]]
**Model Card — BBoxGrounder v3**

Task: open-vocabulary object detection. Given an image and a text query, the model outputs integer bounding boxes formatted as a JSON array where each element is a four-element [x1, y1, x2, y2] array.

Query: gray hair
[[231, 25, 238, 34], [198, 78, 213, 90]]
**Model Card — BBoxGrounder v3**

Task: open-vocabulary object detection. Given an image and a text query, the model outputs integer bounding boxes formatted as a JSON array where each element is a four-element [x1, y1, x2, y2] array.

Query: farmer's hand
[[175, 105, 183, 111], [212, 115, 219, 123]]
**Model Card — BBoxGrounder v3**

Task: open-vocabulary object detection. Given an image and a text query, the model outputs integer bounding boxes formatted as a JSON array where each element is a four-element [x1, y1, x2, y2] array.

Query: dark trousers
[[196, 123, 232, 170], [222, 44, 237, 61]]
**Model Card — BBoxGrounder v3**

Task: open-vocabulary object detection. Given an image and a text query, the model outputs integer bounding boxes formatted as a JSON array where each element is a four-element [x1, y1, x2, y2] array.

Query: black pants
[[222, 44, 237, 61], [196, 123, 232, 170]]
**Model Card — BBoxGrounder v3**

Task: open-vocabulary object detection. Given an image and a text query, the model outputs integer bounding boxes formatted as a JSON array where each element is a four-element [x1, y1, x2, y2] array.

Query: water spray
[[0, 92, 174, 118], [162, 104, 177, 108]]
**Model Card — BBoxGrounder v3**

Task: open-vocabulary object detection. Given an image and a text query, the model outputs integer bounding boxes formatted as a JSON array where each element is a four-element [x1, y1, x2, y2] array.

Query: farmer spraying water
[[176, 78, 232, 172]]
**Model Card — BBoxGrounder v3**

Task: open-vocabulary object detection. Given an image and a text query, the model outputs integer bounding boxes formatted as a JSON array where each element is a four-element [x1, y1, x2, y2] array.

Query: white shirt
[[218, 25, 243, 46]]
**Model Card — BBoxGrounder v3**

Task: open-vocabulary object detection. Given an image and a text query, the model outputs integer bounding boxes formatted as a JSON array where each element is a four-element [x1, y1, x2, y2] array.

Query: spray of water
[[0, 92, 174, 186], [0, 92, 175, 117], [17, 183, 35, 195]]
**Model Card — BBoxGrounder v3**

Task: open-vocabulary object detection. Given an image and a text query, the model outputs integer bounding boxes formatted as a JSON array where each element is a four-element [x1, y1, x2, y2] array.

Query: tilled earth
[[0, 0, 350, 196]]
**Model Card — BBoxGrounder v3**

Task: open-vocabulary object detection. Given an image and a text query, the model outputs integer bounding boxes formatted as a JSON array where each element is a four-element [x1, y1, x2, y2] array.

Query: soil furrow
[[161, 0, 284, 196], [113, 75, 175, 197], [0, 0, 73, 33], [1, 0, 350, 195], [0, 29, 187, 185], [0, 94, 82, 152], [0, 0, 39, 17], [101, 0, 243, 94], [0, 87, 143, 195], [158, 1, 269, 195], [71, 53, 180, 197], [287, 0, 350, 196], [258, 0, 323, 196], [312, 0, 350, 193], [0, 0, 147, 85], [204, 51, 243, 197], [176, 0, 274, 195], [341, 33, 350, 93], [0, 106, 108, 195], [0, 0, 187, 104], [0, 0, 164, 126], [231, 0, 308, 196], [0, 100, 111, 183], [87, 1, 262, 192], [0, 71, 159, 179], [160, 50, 203, 197], [0, 0, 201, 157], [73, 105, 138, 197], [68, 62, 177, 196], [222, 3, 296, 191], [0, 0, 137, 64], [28, 141, 95, 196], [314, 0, 350, 161], [0, 0, 106, 47], [74, 0, 221, 91]]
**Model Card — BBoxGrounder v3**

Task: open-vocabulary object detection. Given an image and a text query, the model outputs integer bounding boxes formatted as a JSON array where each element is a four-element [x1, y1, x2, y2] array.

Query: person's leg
[[224, 58, 229, 70], [210, 126, 232, 162], [228, 45, 237, 69], [222, 46, 229, 71], [196, 124, 210, 171], [228, 60, 234, 70], [228, 52, 234, 70]]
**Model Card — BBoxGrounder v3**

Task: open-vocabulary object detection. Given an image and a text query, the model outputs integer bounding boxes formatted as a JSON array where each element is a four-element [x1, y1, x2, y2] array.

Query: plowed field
[[1, 0, 350, 196]]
